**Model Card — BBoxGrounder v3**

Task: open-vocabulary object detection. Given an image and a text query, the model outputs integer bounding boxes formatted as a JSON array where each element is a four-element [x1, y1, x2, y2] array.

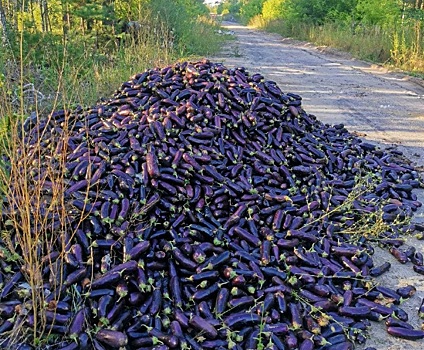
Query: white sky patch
[[204, 0, 223, 5]]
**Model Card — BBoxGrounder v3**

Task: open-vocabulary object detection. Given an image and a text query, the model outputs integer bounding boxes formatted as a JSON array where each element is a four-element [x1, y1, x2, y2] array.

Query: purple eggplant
[[146, 145, 160, 178], [68, 307, 88, 335], [96, 329, 128, 347], [224, 313, 261, 329], [396, 285, 416, 299], [387, 326, 424, 340], [385, 317, 414, 329], [369, 262, 391, 277], [189, 314, 218, 339], [148, 328, 179, 348], [339, 306, 371, 318]]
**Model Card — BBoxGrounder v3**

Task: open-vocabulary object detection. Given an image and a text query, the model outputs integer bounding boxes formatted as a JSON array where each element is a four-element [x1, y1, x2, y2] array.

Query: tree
[[0, 0, 8, 44], [356, 0, 400, 25], [286, 0, 357, 24], [239, 0, 265, 22]]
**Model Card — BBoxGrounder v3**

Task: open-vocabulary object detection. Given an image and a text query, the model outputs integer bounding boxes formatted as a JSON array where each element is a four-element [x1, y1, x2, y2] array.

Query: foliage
[[239, 0, 265, 23], [283, 0, 358, 24], [217, 0, 242, 16], [147, 0, 215, 55], [0, 0, 223, 116], [356, 0, 401, 25], [262, 0, 287, 21]]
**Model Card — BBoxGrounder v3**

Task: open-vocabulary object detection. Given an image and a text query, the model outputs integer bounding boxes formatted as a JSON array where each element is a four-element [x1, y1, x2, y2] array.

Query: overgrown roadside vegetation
[[0, 1, 225, 348], [0, 0, 224, 118], [214, 0, 424, 77]]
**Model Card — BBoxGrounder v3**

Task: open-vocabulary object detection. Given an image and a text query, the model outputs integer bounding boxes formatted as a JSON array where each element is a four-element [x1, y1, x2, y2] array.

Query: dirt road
[[210, 22, 424, 350]]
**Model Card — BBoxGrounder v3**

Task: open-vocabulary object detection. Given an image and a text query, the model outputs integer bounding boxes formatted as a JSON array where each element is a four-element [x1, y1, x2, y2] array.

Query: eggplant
[[228, 296, 255, 310], [356, 298, 393, 316], [96, 329, 128, 347], [146, 145, 160, 178], [387, 327, 424, 340], [289, 302, 302, 330], [299, 339, 314, 350], [173, 248, 197, 270], [189, 314, 218, 339], [89, 271, 121, 289], [126, 241, 150, 261], [148, 328, 179, 348], [174, 309, 190, 328], [215, 288, 230, 315], [0, 272, 23, 299], [68, 307, 88, 335], [389, 247, 409, 264], [57, 342, 79, 350], [419, 298, 424, 319], [263, 323, 289, 334], [385, 317, 414, 329], [224, 313, 261, 328], [7, 59, 424, 349], [192, 283, 219, 302], [375, 286, 402, 304], [396, 285, 416, 299], [338, 306, 371, 318], [413, 265, 424, 275], [285, 331, 298, 349], [369, 262, 391, 277]]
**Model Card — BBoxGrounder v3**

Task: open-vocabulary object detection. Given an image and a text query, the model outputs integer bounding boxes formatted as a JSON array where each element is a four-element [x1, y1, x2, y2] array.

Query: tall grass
[[250, 16, 424, 76]]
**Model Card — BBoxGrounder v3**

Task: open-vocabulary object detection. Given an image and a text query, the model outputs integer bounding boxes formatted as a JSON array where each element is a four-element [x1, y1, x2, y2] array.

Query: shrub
[[239, 0, 266, 24], [262, 0, 287, 21]]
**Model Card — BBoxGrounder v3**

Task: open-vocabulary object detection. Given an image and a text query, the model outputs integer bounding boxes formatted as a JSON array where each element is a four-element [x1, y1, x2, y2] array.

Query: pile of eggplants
[[1, 59, 424, 350]]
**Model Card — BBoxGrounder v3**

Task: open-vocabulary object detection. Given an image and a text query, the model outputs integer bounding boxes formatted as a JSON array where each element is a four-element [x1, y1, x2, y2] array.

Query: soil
[[210, 22, 424, 350]]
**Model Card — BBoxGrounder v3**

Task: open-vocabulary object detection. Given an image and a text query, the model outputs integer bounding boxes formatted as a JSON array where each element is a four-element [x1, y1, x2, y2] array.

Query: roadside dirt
[[210, 22, 424, 350]]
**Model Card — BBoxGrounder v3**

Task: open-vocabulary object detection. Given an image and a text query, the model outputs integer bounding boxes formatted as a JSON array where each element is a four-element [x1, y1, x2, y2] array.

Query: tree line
[[217, 0, 423, 25], [0, 0, 220, 117], [0, 0, 209, 56]]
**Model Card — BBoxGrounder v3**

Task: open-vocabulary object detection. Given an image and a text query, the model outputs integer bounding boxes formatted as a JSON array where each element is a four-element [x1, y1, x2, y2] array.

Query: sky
[[203, 0, 223, 5]]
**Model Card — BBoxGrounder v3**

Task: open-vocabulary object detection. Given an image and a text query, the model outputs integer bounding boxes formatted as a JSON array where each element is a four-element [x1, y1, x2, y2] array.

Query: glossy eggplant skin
[[387, 327, 424, 340], [189, 315, 218, 339], [3, 59, 424, 350], [95, 329, 128, 348]]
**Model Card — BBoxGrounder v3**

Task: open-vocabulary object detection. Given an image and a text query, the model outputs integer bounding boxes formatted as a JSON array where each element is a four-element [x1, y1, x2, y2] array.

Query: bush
[[285, 0, 356, 24], [356, 0, 401, 26], [239, 0, 266, 24], [262, 0, 287, 21]]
